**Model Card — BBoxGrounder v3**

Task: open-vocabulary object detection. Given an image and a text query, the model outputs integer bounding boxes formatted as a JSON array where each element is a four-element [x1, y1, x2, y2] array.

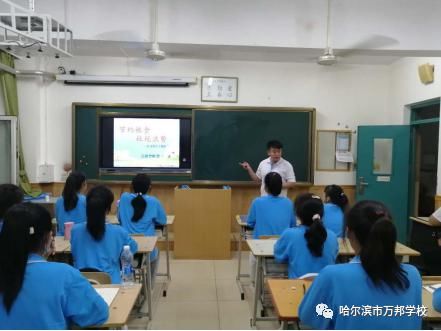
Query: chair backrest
[[259, 235, 280, 239], [81, 271, 112, 285]]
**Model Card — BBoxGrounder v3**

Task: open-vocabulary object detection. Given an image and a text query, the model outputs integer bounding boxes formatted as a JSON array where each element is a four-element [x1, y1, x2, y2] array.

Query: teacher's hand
[[239, 161, 251, 170]]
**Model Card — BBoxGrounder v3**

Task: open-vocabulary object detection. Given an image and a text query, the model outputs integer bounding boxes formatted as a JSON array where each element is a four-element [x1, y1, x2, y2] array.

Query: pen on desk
[[302, 283, 306, 295]]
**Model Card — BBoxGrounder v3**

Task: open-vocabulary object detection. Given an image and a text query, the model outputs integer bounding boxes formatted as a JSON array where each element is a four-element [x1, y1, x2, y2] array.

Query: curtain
[[0, 51, 41, 196]]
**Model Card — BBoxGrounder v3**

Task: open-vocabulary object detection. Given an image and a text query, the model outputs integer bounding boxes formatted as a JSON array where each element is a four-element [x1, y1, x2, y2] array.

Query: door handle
[[358, 177, 369, 195]]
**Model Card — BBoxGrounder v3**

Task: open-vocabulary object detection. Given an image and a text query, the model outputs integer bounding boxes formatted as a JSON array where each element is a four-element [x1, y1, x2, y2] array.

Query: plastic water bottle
[[120, 245, 134, 286]]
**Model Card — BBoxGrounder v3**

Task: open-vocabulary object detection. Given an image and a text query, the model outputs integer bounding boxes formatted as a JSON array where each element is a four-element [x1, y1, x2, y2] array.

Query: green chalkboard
[[73, 104, 314, 183], [193, 109, 314, 183]]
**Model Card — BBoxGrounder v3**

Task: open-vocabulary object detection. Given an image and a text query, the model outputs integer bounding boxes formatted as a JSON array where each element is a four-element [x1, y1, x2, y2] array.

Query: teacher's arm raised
[[239, 162, 261, 183]]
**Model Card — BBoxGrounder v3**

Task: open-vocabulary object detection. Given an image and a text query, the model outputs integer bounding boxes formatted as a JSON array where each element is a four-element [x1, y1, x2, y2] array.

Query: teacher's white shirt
[[256, 157, 296, 197]]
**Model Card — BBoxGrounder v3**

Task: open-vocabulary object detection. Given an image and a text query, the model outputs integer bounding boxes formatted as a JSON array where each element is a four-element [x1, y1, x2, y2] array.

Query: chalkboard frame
[[72, 103, 315, 184]]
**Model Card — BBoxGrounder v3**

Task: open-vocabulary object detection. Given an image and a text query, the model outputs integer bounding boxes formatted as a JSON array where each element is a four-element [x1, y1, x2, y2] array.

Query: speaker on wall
[[418, 63, 434, 84]]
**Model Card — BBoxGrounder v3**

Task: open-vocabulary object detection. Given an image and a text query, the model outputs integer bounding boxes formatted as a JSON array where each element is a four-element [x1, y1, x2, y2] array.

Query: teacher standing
[[240, 140, 296, 197]]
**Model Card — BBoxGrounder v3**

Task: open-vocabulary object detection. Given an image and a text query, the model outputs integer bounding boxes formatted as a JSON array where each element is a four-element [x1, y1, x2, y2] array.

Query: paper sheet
[[336, 151, 354, 163], [423, 283, 441, 294], [254, 239, 276, 254], [95, 287, 119, 306], [431, 207, 441, 223]]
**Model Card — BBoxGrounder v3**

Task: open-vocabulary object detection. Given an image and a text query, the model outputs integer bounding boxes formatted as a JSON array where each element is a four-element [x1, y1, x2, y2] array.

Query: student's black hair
[[324, 184, 349, 212], [62, 171, 86, 212], [0, 203, 52, 313], [345, 200, 409, 291], [131, 174, 151, 222], [295, 193, 326, 257], [86, 185, 113, 241], [264, 172, 282, 196], [267, 140, 283, 150], [0, 184, 24, 219]]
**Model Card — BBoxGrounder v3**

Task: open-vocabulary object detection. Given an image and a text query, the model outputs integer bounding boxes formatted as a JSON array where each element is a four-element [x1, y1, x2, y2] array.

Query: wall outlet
[[38, 164, 54, 183]]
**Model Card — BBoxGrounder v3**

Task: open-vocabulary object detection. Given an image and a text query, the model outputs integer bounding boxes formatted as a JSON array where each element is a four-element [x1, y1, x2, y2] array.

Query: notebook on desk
[[95, 287, 119, 306]]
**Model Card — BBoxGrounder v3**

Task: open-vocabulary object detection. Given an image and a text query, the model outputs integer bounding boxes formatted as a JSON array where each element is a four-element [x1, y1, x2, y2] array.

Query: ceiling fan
[[317, 0, 337, 65], [146, 0, 166, 61]]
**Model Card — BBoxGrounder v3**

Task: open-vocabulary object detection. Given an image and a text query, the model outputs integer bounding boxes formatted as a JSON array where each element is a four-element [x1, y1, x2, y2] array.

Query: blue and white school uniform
[[299, 257, 422, 329], [0, 254, 108, 329], [118, 192, 166, 261], [323, 203, 345, 237], [274, 225, 338, 278], [55, 194, 87, 235], [247, 195, 295, 239], [71, 223, 138, 284]]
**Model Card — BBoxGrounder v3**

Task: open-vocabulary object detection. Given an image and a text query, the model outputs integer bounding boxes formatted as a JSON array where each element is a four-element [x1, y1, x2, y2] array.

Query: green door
[[356, 125, 411, 242]]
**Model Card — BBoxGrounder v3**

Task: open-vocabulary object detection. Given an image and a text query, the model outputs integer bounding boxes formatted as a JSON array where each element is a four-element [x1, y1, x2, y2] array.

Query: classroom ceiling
[[28, 0, 441, 65]]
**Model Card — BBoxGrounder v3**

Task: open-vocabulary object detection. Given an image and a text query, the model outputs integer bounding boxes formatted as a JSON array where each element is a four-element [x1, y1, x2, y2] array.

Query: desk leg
[[251, 255, 262, 327], [236, 226, 245, 300], [165, 225, 171, 281], [146, 254, 153, 321]]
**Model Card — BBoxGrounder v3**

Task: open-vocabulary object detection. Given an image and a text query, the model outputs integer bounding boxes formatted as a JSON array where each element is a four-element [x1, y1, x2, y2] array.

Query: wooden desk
[[107, 215, 174, 290], [410, 216, 441, 227], [53, 236, 157, 321], [93, 284, 142, 329], [267, 279, 312, 328], [247, 239, 278, 326], [338, 238, 421, 262]]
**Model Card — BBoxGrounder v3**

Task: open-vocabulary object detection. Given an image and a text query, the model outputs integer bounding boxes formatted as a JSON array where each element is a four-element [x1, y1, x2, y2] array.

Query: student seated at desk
[[71, 185, 138, 284], [55, 171, 87, 235], [299, 200, 422, 330], [0, 184, 24, 232], [247, 172, 295, 282], [118, 174, 166, 279], [322, 184, 348, 237], [274, 193, 338, 279], [0, 203, 108, 329]]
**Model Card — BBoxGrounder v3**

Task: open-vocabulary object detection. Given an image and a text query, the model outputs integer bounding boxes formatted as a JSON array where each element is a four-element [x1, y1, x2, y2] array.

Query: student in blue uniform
[[247, 172, 295, 238], [0, 203, 108, 329], [0, 184, 23, 232], [55, 171, 87, 235], [71, 185, 138, 284], [274, 193, 338, 278], [299, 200, 422, 330], [118, 174, 166, 279], [322, 184, 348, 237], [247, 172, 295, 282]]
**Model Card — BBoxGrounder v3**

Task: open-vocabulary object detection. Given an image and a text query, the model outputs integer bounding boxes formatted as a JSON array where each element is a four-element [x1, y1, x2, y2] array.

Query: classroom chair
[[81, 271, 112, 285]]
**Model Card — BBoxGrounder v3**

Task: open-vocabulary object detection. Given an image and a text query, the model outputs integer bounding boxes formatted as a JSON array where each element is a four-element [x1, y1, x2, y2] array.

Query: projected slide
[[114, 118, 180, 168]]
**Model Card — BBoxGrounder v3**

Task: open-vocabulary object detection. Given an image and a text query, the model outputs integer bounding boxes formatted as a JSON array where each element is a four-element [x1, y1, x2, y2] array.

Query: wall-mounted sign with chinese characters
[[201, 76, 238, 103]]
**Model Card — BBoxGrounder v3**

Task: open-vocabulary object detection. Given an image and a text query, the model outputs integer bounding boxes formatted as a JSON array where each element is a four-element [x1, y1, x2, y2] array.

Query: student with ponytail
[[299, 200, 422, 329], [0, 203, 108, 328], [71, 185, 138, 284], [274, 193, 338, 278], [322, 184, 348, 237], [118, 174, 166, 277], [55, 171, 87, 235]]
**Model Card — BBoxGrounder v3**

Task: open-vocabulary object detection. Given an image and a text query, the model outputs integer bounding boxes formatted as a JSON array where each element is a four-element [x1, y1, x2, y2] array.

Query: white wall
[[389, 57, 441, 194], [15, 55, 393, 184]]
